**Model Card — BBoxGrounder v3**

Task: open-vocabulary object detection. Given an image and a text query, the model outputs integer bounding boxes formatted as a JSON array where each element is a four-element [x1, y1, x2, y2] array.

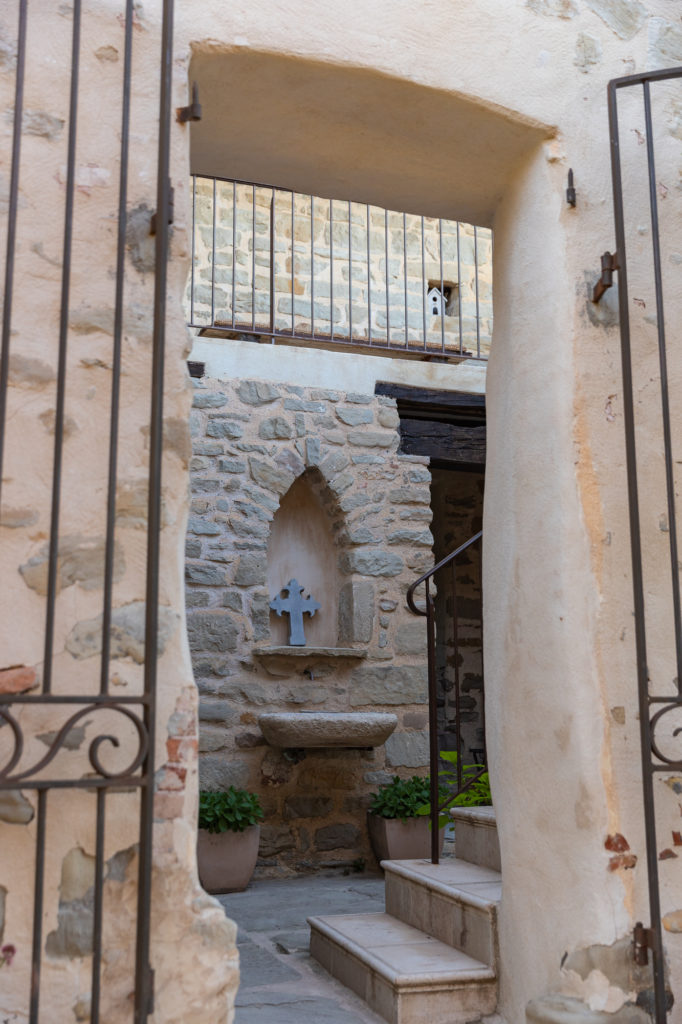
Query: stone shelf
[[252, 646, 368, 660], [258, 711, 398, 748]]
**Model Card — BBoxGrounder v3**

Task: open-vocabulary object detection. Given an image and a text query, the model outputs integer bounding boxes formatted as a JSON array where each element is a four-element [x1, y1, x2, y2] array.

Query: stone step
[[383, 857, 500, 966], [309, 911, 497, 1024], [450, 805, 501, 871]]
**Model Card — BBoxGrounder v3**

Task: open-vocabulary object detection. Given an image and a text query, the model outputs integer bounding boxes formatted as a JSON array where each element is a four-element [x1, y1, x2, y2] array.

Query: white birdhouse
[[427, 286, 445, 316]]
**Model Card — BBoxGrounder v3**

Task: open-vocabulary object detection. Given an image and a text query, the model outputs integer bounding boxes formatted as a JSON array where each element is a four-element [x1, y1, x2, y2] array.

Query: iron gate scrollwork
[[605, 64, 682, 1024], [0, 0, 174, 1020]]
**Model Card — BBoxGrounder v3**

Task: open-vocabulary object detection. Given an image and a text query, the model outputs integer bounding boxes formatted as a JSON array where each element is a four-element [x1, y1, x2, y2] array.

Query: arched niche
[[266, 470, 341, 648]]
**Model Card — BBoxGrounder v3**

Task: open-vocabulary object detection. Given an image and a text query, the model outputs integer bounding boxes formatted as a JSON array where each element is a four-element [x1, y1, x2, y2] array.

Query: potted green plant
[[417, 752, 492, 827], [367, 775, 447, 862], [197, 787, 264, 893]]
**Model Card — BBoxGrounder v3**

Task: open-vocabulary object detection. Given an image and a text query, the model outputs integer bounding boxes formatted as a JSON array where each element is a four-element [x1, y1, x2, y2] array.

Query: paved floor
[[218, 873, 388, 1024]]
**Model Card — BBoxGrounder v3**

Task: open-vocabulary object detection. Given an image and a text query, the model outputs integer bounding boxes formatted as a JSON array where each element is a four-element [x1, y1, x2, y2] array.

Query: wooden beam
[[399, 418, 486, 465], [375, 381, 486, 420]]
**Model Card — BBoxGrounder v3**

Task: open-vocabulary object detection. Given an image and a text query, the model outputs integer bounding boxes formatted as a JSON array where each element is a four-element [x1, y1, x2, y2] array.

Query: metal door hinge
[[150, 185, 174, 235], [566, 168, 576, 207], [592, 250, 619, 303], [176, 82, 202, 124], [633, 921, 656, 965]]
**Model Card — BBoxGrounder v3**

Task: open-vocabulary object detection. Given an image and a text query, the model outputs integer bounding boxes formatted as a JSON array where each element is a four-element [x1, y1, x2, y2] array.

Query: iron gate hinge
[[633, 921, 656, 966], [150, 184, 174, 236], [592, 250, 619, 303], [176, 82, 202, 124]]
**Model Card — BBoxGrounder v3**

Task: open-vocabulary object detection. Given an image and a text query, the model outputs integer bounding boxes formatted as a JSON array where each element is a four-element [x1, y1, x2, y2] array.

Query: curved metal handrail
[[406, 529, 485, 863]]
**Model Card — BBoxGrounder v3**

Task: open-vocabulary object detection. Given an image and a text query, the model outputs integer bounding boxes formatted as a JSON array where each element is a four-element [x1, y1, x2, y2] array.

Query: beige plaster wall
[[175, 1, 682, 1021]]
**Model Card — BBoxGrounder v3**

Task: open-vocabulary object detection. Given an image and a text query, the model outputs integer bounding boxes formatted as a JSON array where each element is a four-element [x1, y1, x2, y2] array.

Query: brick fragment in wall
[[0, 665, 37, 695], [349, 665, 427, 705], [314, 823, 361, 851]]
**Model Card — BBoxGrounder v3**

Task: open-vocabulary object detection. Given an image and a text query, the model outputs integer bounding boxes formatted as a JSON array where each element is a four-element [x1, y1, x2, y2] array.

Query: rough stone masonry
[[187, 377, 434, 872]]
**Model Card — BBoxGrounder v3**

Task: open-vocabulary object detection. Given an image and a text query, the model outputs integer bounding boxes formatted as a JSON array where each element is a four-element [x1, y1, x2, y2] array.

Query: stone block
[[336, 407, 373, 427], [218, 457, 247, 474], [393, 621, 427, 656], [199, 698, 238, 725], [259, 416, 294, 440], [185, 538, 202, 558], [186, 610, 239, 653], [320, 451, 350, 478], [199, 755, 249, 791], [388, 487, 430, 504], [188, 516, 221, 535], [249, 458, 295, 495], [338, 580, 375, 643], [192, 391, 228, 409], [0, 789, 35, 824], [345, 393, 373, 404], [314, 824, 361, 851], [185, 563, 228, 586], [378, 407, 400, 429], [235, 731, 267, 749], [387, 529, 432, 546], [234, 551, 267, 586], [283, 796, 333, 820], [347, 431, 395, 448], [20, 533, 125, 595], [237, 381, 280, 405], [349, 665, 427, 706], [199, 727, 228, 753], [340, 550, 403, 577], [206, 419, 244, 440], [385, 731, 429, 768], [67, 602, 177, 663], [584, 0, 646, 41], [259, 825, 296, 857]]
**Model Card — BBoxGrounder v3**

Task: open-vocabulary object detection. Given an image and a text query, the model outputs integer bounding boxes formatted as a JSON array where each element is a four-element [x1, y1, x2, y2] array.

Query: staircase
[[309, 806, 501, 1024]]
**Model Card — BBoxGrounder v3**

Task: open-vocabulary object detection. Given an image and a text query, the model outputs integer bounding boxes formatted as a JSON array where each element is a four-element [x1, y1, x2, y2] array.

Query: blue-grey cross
[[270, 579, 321, 646]]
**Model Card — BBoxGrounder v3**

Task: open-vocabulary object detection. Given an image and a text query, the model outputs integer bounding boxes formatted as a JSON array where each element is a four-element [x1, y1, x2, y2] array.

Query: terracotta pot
[[367, 812, 445, 863], [197, 824, 261, 893]]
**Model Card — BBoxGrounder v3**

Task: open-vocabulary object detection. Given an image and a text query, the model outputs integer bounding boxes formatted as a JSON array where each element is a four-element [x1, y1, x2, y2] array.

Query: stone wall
[[430, 469, 484, 763], [189, 178, 493, 358], [186, 377, 435, 871]]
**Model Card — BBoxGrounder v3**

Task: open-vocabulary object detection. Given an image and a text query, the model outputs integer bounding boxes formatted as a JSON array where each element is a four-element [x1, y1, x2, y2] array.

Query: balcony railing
[[187, 175, 493, 361]]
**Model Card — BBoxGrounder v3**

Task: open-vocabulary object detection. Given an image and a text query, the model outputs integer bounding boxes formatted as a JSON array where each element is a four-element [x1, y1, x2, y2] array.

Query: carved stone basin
[[258, 711, 398, 749]]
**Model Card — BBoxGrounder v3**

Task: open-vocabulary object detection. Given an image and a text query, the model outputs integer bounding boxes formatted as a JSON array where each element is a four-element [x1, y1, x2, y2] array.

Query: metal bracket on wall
[[633, 921, 656, 966], [176, 81, 202, 123], [592, 250, 619, 303]]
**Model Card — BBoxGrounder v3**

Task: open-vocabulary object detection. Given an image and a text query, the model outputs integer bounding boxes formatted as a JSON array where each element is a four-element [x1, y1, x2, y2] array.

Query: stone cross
[[270, 579, 321, 646]]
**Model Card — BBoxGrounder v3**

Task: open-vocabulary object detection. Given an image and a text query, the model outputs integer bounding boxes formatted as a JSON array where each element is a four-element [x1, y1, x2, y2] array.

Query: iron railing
[[187, 174, 493, 361], [407, 530, 485, 864], [0, 0, 174, 1020]]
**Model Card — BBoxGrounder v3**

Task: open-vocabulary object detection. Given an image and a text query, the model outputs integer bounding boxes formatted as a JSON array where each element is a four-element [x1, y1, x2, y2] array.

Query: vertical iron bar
[[210, 177, 216, 325], [643, 82, 682, 694], [290, 190, 295, 336], [439, 219, 445, 353], [477, 534, 487, 764], [421, 216, 426, 351], [385, 208, 390, 346], [252, 184, 256, 332], [231, 182, 236, 328], [135, 0, 174, 1018], [100, 0, 134, 696], [190, 175, 196, 324], [0, 0, 28, 513], [366, 204, 372, 345], [311, 195, 315, 337], [269, 191, 275, 333], [43, 0, 82, 695], [453, 559, 462, 791], [348, 200, 353, 341], [474, 225, 481, 358], [330, 199, 334, 341], [90, 789, 106, 1024], [29, 789, 47, 1021], [456, 221, 463, 354], [609, 79, 666, 1024], [425, 579, 440, 865], [403, 212, 408, 349]]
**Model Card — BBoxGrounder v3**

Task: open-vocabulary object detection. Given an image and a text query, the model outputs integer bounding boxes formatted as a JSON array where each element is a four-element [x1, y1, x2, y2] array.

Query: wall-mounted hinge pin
[[592, 250, 619, 303], [566, 168, 576, 207], [633, 921, 656, 966], [176, 82, 202, 124]]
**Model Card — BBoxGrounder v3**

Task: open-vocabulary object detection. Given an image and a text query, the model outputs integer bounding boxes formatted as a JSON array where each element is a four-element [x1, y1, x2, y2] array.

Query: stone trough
[[258, 711, 398, 749]]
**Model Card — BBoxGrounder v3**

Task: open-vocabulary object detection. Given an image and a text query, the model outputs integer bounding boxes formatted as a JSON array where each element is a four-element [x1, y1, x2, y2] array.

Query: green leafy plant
[[416, 752, 492, 828], [369, 775, 447, 823], [199, 788, 264, 834]]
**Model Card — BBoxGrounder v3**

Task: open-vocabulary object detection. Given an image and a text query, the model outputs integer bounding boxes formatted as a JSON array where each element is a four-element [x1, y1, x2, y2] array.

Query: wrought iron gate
[[602, 65, 682, 1024], [0, 0, 174, 1020]]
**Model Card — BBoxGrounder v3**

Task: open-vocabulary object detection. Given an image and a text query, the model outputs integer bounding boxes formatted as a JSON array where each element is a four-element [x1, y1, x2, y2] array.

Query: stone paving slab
[[218, 873, 388, 1023]]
